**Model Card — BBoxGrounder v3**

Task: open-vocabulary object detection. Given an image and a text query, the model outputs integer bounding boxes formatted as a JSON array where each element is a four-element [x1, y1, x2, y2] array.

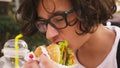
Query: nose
[[46, 24, 59, 42]]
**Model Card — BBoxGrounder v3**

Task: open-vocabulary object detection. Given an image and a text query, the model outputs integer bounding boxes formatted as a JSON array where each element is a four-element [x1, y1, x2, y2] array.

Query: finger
[[23, 60, 39, 68], [39, 54, 57, 68], [31, 61, 39, 68]]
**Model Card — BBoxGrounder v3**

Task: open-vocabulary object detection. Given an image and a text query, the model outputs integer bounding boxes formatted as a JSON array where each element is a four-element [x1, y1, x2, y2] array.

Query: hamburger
[[34, 40, 75, 66]]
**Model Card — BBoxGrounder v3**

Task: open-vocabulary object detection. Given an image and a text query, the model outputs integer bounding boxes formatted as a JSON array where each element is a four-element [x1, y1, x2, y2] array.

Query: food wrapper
[[24, 46, 77, 68]]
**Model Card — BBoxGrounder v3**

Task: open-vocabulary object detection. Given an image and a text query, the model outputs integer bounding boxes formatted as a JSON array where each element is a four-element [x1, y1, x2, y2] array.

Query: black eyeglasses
[[35, 9, 77, 33]]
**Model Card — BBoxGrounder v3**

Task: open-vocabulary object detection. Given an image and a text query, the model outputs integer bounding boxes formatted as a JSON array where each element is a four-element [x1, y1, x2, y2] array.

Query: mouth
[[56, 41, 61, 44], [56, 40, 65, 44]]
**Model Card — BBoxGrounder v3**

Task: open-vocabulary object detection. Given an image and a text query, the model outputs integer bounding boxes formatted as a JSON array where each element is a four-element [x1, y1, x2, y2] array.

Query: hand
[[23, 59, 39, 68], [23, 54, 58, 68], [39, 54, 58, 68]]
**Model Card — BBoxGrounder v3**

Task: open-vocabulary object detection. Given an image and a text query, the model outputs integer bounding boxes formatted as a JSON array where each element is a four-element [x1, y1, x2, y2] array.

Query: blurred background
[[0, 0, 120, 57], [0, 0, 48, 57]]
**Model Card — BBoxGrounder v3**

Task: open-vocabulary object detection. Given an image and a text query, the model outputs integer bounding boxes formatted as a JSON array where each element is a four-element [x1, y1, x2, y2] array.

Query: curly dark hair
[[16, 0, 117, 36]]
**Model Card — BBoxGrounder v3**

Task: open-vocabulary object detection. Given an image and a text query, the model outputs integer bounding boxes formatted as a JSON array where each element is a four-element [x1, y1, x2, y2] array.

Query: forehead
[[37, 0, 72, 18]]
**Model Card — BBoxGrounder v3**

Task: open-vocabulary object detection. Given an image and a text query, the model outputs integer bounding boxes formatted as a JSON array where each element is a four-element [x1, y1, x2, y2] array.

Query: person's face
[[37, 0, 90, 51]]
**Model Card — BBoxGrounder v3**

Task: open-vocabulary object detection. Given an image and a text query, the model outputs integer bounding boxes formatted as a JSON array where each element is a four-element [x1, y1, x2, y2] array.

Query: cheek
[[66, 35, 83, 51], [67, 35, 81, 51], [60, 26, 80, 51], [61, 26, 77, 40], [60, 25, 90, 51]]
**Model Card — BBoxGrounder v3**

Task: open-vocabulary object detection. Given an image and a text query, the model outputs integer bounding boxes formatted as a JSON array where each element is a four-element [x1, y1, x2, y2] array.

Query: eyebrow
[[38, 10, 66, 20]]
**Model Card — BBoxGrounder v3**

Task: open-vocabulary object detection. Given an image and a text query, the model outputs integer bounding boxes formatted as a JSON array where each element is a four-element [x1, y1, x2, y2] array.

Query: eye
[[36, 21, 45, 27], [51, 16, 64, 23], [54, 18, 64, 22]]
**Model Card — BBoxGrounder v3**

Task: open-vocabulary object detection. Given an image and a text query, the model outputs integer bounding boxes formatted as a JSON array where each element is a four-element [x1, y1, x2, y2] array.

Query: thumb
[[39, 54, 57, 68]]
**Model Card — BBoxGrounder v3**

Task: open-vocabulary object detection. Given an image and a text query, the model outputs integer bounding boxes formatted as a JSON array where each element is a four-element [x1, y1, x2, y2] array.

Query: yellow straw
[[15, 34, 23, 68]]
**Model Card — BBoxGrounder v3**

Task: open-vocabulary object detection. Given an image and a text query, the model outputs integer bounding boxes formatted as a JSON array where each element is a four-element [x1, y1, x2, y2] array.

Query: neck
[[76, 25, 115, 67]]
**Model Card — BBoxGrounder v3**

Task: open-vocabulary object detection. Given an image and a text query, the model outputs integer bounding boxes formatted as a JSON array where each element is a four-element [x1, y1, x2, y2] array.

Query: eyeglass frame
[[35, 9, 77, 33]]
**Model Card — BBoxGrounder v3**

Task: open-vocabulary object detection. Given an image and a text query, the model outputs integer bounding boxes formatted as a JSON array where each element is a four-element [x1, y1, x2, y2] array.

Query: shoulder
[[106, 25, 120, 38], [113, 26, 120, 39]]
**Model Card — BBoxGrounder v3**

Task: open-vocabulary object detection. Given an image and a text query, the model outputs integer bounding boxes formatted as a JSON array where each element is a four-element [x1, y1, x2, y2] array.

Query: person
[[16, 0, 120, 68]]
